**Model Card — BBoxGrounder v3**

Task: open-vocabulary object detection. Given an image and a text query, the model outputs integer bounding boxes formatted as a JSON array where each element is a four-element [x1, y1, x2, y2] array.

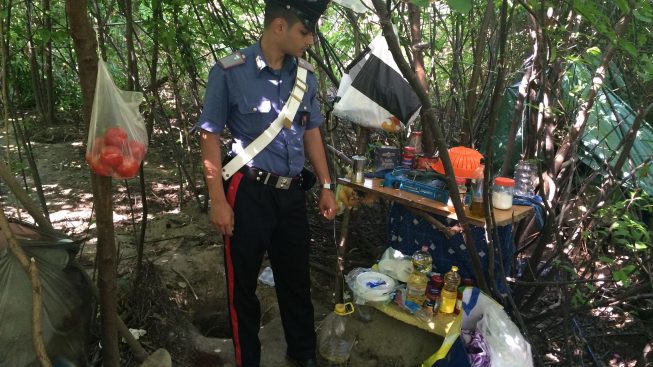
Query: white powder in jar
[[492, 191, 513, 209]]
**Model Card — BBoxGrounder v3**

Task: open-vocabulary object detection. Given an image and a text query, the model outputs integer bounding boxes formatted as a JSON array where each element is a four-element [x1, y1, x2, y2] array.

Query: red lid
[[495, 177, 515, 186], [455, 177, 466, 185], [411, 131, 422, 136], [403, 146, 416, 152]]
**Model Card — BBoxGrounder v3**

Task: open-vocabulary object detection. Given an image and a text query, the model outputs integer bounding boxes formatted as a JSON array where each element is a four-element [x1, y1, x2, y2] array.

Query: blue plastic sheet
[[386, 203, 514, 293]]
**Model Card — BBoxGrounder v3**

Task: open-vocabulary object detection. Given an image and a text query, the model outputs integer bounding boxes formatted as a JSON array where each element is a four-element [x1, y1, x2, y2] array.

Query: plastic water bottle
[[405, 245, 432, 306], [318, 303, 356, 364], [514, 160, 537, 196], [438, 266, 461, 314], [469, 159, 485, 217]]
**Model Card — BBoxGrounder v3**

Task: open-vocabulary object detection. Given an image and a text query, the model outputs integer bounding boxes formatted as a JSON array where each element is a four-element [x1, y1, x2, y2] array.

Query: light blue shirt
[[197, 42, 323, 177]]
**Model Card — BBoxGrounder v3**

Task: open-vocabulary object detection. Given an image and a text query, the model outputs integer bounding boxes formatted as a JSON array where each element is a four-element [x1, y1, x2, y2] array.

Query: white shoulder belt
[[221, 64, 308, 180]]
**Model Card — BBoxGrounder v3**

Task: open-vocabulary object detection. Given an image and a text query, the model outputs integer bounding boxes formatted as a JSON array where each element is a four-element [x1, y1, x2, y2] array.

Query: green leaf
[[410, 0, 432, 7], [598, 256, 615, 264], [614, 0, 630, 13], [586, 46, 601, 56], [633, 9, 653, 23], [446, 0, 473, 13]]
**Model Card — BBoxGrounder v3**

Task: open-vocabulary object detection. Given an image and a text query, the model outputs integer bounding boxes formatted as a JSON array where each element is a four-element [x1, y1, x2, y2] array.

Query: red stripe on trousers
[[225, 172, 244, 366]]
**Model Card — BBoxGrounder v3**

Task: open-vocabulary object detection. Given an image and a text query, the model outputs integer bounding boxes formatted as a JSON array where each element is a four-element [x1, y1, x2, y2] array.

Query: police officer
[[197, 1, 335, 366]]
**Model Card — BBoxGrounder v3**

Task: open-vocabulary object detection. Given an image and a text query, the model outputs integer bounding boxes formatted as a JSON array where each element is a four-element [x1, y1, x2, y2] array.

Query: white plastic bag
[[331, 0, 373, 13], [85, 60, 147, 179], [476, 301, 533, 367]]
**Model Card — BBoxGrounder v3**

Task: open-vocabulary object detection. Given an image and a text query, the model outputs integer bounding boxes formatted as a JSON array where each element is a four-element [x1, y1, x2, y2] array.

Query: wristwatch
[[321, 183, 335, 190]]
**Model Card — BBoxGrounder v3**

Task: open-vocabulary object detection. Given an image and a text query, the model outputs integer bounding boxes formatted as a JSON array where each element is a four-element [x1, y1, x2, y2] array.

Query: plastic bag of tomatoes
[[86, 60, 148, 179]]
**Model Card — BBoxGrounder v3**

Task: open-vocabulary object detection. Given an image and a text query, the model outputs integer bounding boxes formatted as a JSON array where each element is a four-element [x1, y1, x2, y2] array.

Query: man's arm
[[304, 127, 337, 220], [199, 129, 234, 235]]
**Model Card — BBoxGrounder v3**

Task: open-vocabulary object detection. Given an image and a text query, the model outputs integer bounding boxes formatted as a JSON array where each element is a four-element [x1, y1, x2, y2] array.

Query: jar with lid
[[492, 177, 515, 210], [408, 131, 423, 155]]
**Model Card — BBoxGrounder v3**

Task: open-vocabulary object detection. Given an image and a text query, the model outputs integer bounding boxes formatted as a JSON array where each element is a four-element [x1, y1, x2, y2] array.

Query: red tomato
[[105, 127, 129, 147], [100, 145, 123, 167], [115, 157, 140, 178], [86, 154, 112, 176], [127, 139, 146, 161]]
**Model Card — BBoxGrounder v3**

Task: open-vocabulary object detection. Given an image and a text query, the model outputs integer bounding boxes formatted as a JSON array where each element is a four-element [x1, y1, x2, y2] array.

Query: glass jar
[[408, 131, 423, 155], [492, 177, 515, 210]]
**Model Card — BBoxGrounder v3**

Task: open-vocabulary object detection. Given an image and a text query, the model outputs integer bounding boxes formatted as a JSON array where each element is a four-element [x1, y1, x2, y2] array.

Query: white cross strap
[[222, 64, 309, 180]]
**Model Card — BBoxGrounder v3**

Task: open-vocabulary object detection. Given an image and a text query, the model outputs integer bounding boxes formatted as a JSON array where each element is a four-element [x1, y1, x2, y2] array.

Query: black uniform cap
[[265, 0, 330, 32]]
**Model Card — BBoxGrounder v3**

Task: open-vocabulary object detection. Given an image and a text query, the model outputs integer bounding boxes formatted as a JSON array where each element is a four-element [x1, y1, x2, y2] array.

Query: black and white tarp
[[333, 34, 422, 132]]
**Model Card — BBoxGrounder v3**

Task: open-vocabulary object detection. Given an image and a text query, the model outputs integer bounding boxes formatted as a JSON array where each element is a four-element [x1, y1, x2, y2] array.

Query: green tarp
[[488, 60, 653, 196]]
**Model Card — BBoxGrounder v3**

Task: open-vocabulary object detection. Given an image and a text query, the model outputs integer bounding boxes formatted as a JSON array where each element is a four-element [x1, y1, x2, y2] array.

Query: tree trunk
[[465, 1, 495, 148], [407, 3, 435, 154], [65, 2, 121, 366], [42, 0, 54, 124], [25, 0, 47, 123], [372, 0, 489, 294], [1, 0, 13, 162]]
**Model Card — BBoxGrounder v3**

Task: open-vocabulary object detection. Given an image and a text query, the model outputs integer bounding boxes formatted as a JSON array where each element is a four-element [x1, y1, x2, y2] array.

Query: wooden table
[[337, 177, 532, 227], [332, 177, 533, 337]]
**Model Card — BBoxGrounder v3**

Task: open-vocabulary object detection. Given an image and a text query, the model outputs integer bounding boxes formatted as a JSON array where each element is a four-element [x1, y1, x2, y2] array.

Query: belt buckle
[[275, 175, 292, 189]]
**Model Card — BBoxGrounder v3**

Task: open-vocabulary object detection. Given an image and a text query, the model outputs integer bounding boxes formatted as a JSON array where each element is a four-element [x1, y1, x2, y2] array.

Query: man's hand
[[210, 200, 235, 236], [319, 189, 337, 220]]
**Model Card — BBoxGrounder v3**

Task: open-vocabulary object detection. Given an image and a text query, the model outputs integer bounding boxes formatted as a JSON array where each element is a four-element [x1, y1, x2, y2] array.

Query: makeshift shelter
[[487, 60, 653, 195], [0, 220, 92, 367]]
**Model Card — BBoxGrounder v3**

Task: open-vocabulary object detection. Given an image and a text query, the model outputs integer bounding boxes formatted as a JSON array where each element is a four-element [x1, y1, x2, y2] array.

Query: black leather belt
[[241, 166, 302, 190]]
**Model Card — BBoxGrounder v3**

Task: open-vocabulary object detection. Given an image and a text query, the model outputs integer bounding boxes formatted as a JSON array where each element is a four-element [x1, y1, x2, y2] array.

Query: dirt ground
[[1, 124, 443, 367], [3, 123, 651, 366]]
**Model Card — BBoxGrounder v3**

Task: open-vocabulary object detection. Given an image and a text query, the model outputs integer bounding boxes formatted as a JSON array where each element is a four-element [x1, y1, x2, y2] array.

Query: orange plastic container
[[430, 146, 484, 179]]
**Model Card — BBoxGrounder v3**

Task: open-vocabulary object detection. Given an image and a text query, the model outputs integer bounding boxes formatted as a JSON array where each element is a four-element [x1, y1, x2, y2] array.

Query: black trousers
[[224, 171, 316, 367]]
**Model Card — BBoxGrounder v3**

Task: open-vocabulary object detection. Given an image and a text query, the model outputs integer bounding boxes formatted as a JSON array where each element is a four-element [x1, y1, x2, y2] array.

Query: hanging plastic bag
[[333, 34, 422, 132], [85, 60, 147, 179]]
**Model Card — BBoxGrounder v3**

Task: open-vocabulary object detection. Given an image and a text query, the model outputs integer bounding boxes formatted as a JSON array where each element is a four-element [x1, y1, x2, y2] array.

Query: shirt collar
[[253, 41, 297, 75]]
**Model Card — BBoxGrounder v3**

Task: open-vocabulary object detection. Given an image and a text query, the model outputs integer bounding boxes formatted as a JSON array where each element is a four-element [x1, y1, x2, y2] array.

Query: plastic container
[[430, 146, 484, 179], [492, 177, 515, 210], [439, 266, 461, 314], [354, 271, 396, 303], [405, 245, 432, 306], [318, 303, 356, 364], [468, 159, 485, 216], [456, 177, 467, 207], [514, 160, 537, 196]]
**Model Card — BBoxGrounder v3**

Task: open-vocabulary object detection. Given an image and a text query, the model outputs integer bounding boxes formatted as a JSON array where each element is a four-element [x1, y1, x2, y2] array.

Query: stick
[[0, 211, 52, 367], [406, 207, 460, 238], [172, 268, 199, 300]]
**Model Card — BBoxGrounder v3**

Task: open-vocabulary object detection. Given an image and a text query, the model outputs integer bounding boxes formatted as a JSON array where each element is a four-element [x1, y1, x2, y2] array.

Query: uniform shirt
[[197, 42, 323, 177]]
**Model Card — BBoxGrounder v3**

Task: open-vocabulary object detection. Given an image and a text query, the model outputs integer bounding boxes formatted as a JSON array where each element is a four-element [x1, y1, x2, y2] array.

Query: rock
[[138, 348, 171, 367]]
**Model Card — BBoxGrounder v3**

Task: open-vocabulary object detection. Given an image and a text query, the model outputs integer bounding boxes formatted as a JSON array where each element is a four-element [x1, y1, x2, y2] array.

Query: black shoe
[[286, 355, 318, 367]]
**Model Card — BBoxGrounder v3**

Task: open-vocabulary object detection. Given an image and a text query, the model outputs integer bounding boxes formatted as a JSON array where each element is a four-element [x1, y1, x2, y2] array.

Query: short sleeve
[[196, 64, 229, 134], [305, 74, 324, 130]]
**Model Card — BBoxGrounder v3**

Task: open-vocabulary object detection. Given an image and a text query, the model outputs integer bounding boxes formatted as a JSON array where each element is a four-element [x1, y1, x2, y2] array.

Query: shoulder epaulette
[[297, 57, 315, 73], [218, 52, 246, 69]]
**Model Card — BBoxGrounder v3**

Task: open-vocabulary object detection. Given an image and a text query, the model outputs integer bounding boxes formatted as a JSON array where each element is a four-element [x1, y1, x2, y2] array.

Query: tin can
[[401, 146, 416, 168], [352, 155, 367, 183]]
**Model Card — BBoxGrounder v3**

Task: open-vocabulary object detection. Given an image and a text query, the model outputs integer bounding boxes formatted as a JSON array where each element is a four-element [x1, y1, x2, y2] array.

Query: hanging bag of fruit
[[85, 59, 147, 179]]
